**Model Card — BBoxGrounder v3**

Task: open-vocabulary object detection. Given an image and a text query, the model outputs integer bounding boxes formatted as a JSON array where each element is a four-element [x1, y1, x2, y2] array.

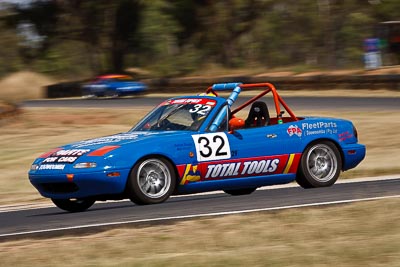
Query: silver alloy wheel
[[137, 159, 172, 198], [305, 143, 338, 182]]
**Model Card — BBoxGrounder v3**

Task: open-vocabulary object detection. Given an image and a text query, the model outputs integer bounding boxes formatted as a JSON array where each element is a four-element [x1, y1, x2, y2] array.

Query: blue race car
[[82, 74, 146, 98], [29, 82, 366, 212]]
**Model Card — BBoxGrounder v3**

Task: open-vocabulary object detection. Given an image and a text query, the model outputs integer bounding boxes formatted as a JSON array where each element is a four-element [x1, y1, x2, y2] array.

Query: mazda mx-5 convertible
[[29, 82, 366, 212]]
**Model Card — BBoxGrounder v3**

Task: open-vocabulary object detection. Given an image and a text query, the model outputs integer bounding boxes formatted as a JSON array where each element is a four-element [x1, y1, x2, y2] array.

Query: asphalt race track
[[1, 177, 399, 240], [23, 96, 400, 110]]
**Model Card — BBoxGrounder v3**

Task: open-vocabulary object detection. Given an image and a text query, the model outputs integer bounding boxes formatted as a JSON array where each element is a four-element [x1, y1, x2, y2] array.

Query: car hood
[[64, 131, 190, 150]]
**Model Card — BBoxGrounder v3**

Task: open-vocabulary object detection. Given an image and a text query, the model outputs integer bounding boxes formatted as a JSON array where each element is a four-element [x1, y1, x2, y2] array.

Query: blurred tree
[[55, 1, 120, 74], [375, 0, 400, 20], [0, 11, 22, 76], [4, 0, 143, 76], [112, 0, 142, 72], [337, 7, 375, 67], [316, 0, 375, 68], [0, 0, 399, 78], [192, 0, 263, 67], [249, 0, 320, 68], [137, 0, 181, 75], [5, 0, 57, 65], [168, 0, 200, 46], [56, 0, 143, 74]]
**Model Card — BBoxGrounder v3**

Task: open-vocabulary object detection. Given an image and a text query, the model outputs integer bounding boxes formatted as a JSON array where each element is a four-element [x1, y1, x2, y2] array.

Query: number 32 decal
[[192, 133, 231, 162]]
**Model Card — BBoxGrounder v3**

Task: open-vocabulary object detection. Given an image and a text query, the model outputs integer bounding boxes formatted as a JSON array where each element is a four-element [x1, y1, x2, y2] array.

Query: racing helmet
[[229, 117, 245, 130]]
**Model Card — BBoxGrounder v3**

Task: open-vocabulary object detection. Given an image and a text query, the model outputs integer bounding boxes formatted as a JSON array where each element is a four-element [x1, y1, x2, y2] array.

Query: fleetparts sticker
[[288, 121, 338, 137]]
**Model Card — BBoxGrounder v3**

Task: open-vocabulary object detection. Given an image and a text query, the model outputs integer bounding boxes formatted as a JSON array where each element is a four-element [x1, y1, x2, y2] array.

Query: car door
[[226, 123, 301, 177], [190, 123, 302, 181]]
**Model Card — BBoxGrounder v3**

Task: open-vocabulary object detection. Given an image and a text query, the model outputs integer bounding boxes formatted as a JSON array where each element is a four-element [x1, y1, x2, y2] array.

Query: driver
[[189, 109, 207, 130]]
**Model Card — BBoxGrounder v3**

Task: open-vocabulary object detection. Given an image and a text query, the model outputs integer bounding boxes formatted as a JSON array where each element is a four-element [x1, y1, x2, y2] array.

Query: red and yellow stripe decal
[[283, 153, 302, 174]]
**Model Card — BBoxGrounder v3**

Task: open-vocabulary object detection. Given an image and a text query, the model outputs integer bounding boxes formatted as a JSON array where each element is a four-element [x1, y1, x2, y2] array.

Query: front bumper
[[29, 168, 130, 199]]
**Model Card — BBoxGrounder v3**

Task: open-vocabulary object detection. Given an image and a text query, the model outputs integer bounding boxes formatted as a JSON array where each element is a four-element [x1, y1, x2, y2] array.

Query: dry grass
[[0, 107, 399, 206], [0, 71, 56, 103], [0, 198, 399, 267]]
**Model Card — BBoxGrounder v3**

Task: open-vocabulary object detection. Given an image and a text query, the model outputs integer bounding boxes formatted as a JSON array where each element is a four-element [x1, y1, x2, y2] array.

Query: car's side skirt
[[176, 174, 296, 194]]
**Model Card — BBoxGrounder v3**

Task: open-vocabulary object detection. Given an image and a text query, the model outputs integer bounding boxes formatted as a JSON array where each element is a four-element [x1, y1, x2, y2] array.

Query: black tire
[[224, 188, 257, 196], [296, 141, 342, 188], [127, 157, 176, 205], [51, 198, 95, 212], [81, 90, 96, 99], [108, 91, 120, 98]]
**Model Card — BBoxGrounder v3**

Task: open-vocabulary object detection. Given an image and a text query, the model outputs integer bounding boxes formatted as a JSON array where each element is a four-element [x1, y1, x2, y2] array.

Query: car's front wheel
[[127, 157, 176, 205], [51, 198, 95, 212], [296, 141, 342, 188]]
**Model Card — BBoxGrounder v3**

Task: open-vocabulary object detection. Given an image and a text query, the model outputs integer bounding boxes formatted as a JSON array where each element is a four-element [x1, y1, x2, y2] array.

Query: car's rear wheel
[[296, 141, 342, 188], [51, 198, 95, 212], [224, 188, 256, 196], [127, 157, 176, 205]]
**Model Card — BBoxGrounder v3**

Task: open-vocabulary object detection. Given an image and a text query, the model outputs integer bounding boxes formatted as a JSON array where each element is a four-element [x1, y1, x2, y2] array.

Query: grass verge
[[0, 198, 399, 266]]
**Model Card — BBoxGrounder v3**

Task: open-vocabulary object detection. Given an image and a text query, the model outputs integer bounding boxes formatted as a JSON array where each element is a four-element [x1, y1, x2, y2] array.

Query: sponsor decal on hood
[[42, 149, 90, 164]]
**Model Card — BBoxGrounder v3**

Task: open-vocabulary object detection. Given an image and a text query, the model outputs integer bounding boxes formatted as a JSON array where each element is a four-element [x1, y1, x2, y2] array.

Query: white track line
[[1, 174, 399, 213], [1, 194, 399, 239]]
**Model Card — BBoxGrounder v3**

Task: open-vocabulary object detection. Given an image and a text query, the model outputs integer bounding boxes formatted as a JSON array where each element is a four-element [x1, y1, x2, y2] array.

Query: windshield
[[131, 98, 217, 132]]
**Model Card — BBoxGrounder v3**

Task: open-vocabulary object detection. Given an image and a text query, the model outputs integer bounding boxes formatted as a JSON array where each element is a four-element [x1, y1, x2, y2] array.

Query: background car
[[29, 82, 366, 212], [82, 74, 147, 98]]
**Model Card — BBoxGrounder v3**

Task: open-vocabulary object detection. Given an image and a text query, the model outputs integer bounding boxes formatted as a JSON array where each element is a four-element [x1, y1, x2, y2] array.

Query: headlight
[[73, 162, 97, 169]]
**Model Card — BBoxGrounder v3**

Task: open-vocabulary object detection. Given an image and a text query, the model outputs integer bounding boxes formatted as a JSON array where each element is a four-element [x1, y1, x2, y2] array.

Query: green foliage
[[0, 19, 22, 76], [137, 0, 182, 76], [338, 11, 375, 66], [0, 0, 399, 78], [375, 0, 400, 20], [32, 41, 92, 79]]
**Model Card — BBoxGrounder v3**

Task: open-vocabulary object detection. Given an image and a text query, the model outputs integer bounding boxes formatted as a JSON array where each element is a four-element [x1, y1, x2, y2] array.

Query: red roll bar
[[207, 83, 298, 122]]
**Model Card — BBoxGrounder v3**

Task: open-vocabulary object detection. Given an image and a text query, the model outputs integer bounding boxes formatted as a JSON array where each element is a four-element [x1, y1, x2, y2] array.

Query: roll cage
[[206, 83, 299, 132]]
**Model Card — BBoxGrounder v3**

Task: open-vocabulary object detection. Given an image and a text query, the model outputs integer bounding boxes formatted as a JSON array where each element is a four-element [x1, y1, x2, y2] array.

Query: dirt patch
[[364, 65, 400, 75], [0, 101, 21, 119], [0, 71, 56, 103]]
